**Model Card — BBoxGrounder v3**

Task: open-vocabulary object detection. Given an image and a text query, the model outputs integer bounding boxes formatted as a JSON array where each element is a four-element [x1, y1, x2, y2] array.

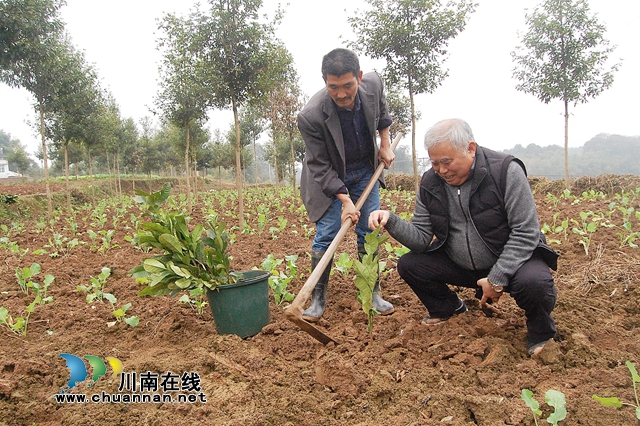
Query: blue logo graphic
[[59, 354, 123, 393]]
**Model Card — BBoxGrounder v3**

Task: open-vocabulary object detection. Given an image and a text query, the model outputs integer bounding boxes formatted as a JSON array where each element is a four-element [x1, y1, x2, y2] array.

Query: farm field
[[1, 175, 640, 425]]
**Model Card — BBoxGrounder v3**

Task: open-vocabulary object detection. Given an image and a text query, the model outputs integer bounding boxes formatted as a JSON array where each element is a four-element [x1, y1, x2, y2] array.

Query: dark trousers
[[397, 250, 557, 347]]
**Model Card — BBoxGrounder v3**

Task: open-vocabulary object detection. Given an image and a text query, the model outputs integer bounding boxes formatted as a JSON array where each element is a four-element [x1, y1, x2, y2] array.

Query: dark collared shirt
[[337, 93, 374, 171]]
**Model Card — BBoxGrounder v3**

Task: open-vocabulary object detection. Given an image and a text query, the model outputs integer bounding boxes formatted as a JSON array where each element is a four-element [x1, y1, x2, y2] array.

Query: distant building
[[0, 148, 20, 178]]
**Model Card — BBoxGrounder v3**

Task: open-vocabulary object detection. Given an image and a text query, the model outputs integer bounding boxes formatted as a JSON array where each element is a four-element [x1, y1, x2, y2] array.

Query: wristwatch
[[487, 278, 504, 293]]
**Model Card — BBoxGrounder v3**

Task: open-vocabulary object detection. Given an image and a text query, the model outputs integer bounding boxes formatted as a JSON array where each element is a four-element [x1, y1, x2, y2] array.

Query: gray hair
[[424, 118, 475, 154]]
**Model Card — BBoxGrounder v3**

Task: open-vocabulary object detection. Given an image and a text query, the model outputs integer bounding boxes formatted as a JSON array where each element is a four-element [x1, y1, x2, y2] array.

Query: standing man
[[369, 118, 559, 356], [298, 48, 395, 322]]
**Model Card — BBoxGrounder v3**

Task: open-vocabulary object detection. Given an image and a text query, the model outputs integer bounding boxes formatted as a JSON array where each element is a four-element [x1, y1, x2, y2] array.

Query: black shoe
[[422, 298, 468, 325]]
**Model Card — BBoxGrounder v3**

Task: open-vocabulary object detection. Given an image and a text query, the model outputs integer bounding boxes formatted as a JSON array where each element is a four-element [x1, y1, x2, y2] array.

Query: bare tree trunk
[[253, 137, 259, 184], [232, 96, 244, 229], [87, 148, 95, 202], [185, 121, 192, 213], [193, 156, 198, 205], [391, 157, 396, 189], [409, 75, 419, 193], [272, 136, 280, 186], [64, 142, 71, 211], [106, 153, 114, 196], [116, 153, 122, 197], [289, 133, 296, 196], [564, 99, 570, 190], [39, 102, 52, 218]]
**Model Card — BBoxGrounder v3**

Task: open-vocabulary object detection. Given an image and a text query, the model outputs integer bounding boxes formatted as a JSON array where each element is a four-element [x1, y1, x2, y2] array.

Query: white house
[[0, 148, 20, 178]]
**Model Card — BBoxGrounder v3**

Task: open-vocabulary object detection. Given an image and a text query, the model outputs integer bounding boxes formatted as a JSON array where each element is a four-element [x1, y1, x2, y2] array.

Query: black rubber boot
[[358, 246, 394, 315], [302, 250, 332, 322]]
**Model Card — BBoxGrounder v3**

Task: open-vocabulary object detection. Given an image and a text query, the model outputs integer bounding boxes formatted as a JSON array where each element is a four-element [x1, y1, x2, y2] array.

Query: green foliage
[[78, 267, 113, 303], [353, 227, 389, 334], [1, 262, 53, 335], [511, 0, 619, 183], [571, 210, 600, 256], [334, 253, 354, 277], [178, 288, 209, 316], [15, 262, 54, 303], [108, 301, 139, 328], [0, 194, 18, 204], [521, 388, 567, 425], [0, 299, 38, 336], [512, 0, 619, 106], [504, 135, 640, 179], [593, 361, 640, 420], [129, 183, 240, 296], [260, 254, 296, 306], [348, 0, 475, 178]]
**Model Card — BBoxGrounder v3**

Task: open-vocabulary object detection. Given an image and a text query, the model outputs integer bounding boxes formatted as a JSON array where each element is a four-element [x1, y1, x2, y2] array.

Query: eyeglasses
[[428, 157, 454, 167]]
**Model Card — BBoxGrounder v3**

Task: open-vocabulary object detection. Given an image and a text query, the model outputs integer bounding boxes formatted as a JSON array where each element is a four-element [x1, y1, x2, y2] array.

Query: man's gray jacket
[[297, 72, 392, 223]]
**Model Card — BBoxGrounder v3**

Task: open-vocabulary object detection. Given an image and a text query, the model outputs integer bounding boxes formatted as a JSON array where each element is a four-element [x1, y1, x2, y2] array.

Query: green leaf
[[124, 316, 139, 327], [545, 390, 566, 425], [521, 389, 542, 415], [103, 293, 117, 304], [174, 277, 193, 289], [592, 395, 623, 408], [0, 307, 9, 323], [141, 222, 170, 234], [169, 264, 192, 278], [626, 361, 640, 383], [158, 234, 184, 253], [143, 258, 167, 273]]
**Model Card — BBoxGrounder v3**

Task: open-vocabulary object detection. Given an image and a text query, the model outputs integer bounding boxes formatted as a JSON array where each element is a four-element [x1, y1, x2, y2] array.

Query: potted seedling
[[128, 183, 270, 338]]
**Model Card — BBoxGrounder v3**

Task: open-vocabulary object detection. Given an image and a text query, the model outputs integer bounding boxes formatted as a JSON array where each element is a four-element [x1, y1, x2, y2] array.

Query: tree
[[1, 134, 33, 175], [348, 0, 476, 190], [156, 10, 210, 212], [264, 52, 303, 192], [46, 39, 101, 209], [196, 0, 286, 228], [0, 0, 64, 70], [384, 85, 413, 183], [0, 0, 66, 216], [236, 105, 266, 184], [511, 0, 619, 188]]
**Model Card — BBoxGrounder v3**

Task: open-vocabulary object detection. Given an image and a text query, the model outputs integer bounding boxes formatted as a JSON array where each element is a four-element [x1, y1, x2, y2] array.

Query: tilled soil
[[0, 176, 639, 425]]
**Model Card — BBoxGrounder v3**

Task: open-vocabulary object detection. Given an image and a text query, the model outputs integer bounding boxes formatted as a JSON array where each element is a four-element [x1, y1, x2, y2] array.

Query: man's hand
[[368, 210, 390, 230], [477, 277, 503, 304], [337, 194, 360, 224], [378, 145, 395, 169], [377, 127, 395, 169]]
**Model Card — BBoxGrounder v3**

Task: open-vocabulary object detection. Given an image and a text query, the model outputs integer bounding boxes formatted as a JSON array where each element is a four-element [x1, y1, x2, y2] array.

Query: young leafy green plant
[[260, 254, 296, 306], [15, 263, 54, 302], [78, 267, 113, 303], [178, 288, 209, 315], [108, 302, 139, 328], [521, 388, 567, 426], [353, 226, 389, 334], [129, 183, 241, 296], [0, 292, 42, 336], [593, 360, 640, 420], [334, 252, 354, 277]]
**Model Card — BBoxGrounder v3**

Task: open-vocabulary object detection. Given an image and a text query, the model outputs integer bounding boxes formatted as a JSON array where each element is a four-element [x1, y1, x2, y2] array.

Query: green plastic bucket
[[206, 270, 270, 338]]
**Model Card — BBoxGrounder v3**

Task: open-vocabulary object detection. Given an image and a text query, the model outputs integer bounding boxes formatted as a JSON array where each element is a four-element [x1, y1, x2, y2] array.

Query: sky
[[1, 0, 639, 160]]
